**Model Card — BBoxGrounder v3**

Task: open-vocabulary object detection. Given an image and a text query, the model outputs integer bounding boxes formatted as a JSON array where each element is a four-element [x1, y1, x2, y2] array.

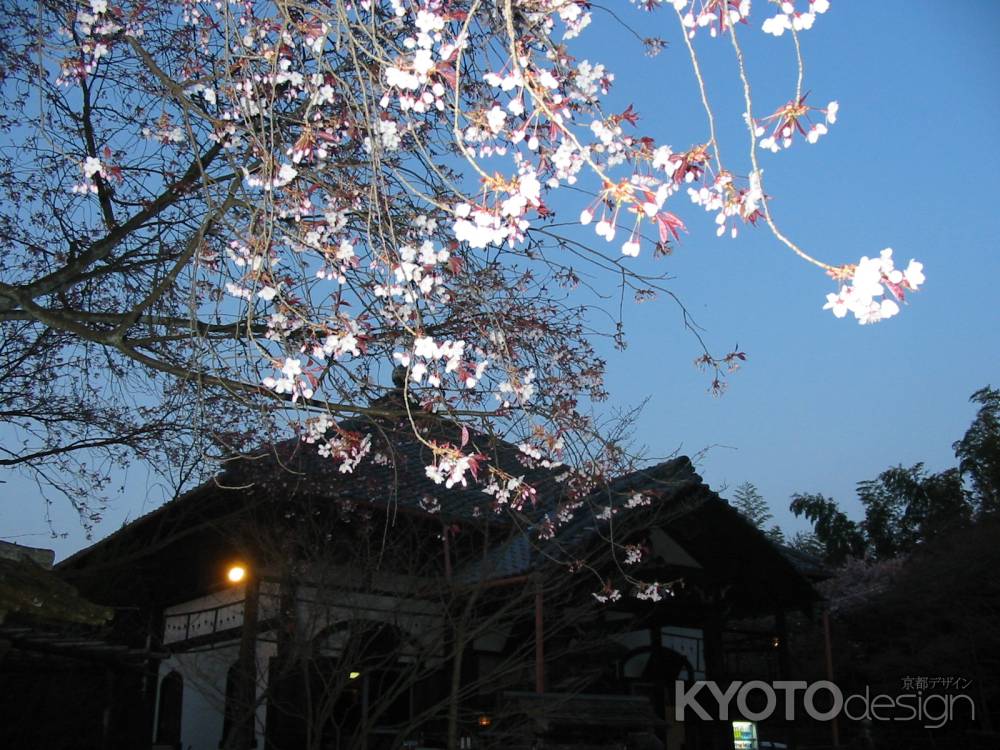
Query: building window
[[156, 671, 183, 749]]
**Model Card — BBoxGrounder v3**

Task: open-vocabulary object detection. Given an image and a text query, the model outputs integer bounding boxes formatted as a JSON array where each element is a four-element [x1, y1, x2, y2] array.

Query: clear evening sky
[[1, 1, 998, 559]]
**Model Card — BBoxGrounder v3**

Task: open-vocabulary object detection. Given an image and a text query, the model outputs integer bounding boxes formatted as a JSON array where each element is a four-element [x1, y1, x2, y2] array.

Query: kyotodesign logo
[[674, 680, 975, 729]]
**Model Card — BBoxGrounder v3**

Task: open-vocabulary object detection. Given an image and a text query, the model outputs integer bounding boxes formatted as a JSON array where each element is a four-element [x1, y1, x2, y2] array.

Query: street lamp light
[[227, 564, 247, 584]]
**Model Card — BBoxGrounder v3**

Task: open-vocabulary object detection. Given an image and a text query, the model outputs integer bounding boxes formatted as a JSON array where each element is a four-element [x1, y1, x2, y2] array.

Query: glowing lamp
[[227, 565, 247, 584]]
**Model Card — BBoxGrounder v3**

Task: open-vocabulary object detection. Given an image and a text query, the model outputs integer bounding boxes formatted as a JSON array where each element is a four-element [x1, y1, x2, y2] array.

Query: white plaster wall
[[295, 586, 444, 659], [155, 579, 440, 747], [155, 639, 275, 750], [164, 582, 280, 645], [610, 626, 705, 680], [663, 625, 704, 679]]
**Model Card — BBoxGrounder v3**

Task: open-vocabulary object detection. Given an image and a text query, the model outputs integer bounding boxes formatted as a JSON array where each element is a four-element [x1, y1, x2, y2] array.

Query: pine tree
[[732, 482, 774, 530]]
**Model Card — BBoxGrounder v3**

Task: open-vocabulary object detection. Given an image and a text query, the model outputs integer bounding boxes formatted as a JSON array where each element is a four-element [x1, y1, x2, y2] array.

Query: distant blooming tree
[[816, 518, 1000, 744], [1, 1, 923, 590]]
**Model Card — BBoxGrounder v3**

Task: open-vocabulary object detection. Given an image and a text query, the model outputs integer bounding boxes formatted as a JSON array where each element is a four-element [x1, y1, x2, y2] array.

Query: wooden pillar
[[650, 623, 670, 747], [265, 576, 296, 750], [822, 609, 840, 748], [101, 665, 115, 750], [775, 610, 791, 680], [534, 582, 545, 694], [701, 598, 728, 750], [442, 526, 453, 582], [227, 575, 260, 750]]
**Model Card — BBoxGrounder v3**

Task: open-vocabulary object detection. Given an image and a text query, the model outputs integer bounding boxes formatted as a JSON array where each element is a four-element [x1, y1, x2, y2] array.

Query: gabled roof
[[59, 401, 818, 613], [775, 543, 833, 581], [453, 456, 708, 584], [59, 395, 555, 572], [664, 496, 821, 610]]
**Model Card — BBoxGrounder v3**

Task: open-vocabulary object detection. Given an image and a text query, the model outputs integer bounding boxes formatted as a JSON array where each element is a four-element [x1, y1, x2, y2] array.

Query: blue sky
[[592, 1, 1000, 534], [2, 1, 998, 558]]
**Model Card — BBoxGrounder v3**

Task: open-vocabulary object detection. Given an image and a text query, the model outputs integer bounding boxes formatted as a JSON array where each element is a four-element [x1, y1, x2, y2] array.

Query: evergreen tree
[[732, 482, 773, 529], [732, 482, 786, 546], [764, 525, 786, 546]]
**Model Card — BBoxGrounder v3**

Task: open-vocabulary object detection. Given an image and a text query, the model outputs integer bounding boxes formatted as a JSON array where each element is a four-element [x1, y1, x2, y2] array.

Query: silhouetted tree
[[789, 493, 865, 565], [791, 386, 998, 564], [788, 530, 824, 559], [731, 481, 785, 545], [954, 385, 1000, 514], [856, 463, 970, 560]]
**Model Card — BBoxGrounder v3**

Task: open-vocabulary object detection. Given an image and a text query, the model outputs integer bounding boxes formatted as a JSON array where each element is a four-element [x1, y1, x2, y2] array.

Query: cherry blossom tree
[[1, 0, 924, 586]]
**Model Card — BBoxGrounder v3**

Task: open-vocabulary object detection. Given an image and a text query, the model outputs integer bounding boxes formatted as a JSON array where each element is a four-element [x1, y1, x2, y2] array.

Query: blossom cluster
[[761, 0, 830, 36], [45, 0, 930, 604], [60, 0, 922, 347], [425, 444, 485, 489], [71, 157, 105, 195], [674, 0, 752, 39], [393, 336, 487, 390], [592, 583, 623, 604], [483, 472, 538, 512], [635, 582, 672, 602], [317, 431, 373, 474], [755, 98, 839, 153], [263, 358, 314, 403], [823, 249, 925, 325]]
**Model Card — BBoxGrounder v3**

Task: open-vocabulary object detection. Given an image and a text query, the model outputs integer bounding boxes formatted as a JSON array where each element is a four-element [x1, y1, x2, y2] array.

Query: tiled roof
[[229, 405, 564, 523], [58, 398, 819, 610], [59, 398, 547, 568], [453, 457, 713, 583], [0, 554, 111, 626], [775, 544, 832, 581]]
